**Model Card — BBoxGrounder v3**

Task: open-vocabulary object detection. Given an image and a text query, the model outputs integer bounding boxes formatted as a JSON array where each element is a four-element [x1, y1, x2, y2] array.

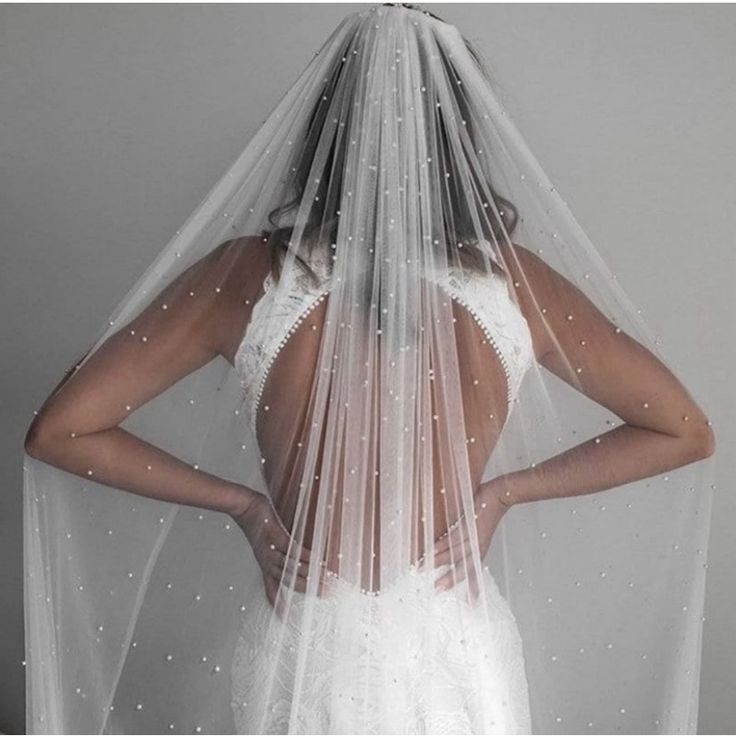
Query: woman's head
[[263, 3, 518, 282]]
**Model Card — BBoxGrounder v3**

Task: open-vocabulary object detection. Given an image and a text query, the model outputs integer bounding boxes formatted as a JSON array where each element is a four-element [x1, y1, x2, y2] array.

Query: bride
[[23, 4, 715, 734]]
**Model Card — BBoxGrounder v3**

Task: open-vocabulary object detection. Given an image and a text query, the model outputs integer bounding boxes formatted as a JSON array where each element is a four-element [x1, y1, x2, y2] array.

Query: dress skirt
[[230, 562, 532, 735]]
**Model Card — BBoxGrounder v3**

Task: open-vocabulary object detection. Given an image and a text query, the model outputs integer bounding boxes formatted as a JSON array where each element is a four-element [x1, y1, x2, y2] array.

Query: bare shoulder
[[495, 240, 567, 359], [497, 240, 562, 296], [203, 234, 270, 287], [131, 234, 271, 365], [200, 235, 272, 364], [496, 239, 621, 361]]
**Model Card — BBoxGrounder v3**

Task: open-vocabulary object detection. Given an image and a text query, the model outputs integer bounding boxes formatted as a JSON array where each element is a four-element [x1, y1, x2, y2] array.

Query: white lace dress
[[230, 562, 532, 734]]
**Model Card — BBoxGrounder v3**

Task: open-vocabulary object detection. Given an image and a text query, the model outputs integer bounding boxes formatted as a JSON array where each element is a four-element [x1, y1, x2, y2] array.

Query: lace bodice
[[233, 246, 535, 441]]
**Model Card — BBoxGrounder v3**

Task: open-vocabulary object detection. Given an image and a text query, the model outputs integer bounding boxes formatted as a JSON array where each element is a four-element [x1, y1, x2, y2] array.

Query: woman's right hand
[[232, 493, 316, 614]]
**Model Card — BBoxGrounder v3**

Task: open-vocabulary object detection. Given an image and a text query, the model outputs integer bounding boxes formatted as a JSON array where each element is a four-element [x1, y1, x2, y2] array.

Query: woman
[[23, 4, 715, 734]]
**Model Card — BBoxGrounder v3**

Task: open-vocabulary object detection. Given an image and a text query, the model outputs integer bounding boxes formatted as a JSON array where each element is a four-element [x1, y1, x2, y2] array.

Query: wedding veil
[[23, 4, 715, 734]]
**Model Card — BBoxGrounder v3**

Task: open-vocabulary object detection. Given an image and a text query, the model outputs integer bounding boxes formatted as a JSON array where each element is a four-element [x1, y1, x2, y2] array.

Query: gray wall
[[1, 4, 733, 733]]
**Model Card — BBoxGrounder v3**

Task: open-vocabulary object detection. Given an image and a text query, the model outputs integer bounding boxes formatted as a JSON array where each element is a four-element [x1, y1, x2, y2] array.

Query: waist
[[293, 561, 497, 611]]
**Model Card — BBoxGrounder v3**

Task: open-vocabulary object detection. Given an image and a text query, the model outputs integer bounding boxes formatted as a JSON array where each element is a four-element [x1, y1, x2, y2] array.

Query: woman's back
[[229, 235, 535, 588]]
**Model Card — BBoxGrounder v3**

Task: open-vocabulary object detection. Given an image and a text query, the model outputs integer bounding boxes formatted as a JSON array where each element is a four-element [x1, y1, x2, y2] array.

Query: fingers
[[434, 531, 473, 566], [254, 500, 313, 566], [265, 538, 315, 580], [261, 526, 313, 586], [270, 548, 311, 581], [417, 520, 468, 570], [281, 554, 311, 581], [265, 560, 310, 592], [434, 546, 466, 569], [260, 535, 321, 596], [432, 516, 468, 555], [419, 543, 456, 569], [268, 525, 313, 566], [264, 553, 331, 595], [434, 561, 469, 591], [262, 567, 328, 619]]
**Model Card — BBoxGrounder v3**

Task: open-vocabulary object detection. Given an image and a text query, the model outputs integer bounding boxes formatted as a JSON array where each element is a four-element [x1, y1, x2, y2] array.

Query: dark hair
[[381, 3, 445, 23], [260, 3, 519, 285]]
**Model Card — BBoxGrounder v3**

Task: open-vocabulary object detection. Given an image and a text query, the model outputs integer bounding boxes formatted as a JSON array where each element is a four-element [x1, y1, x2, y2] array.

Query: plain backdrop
[[1, 3, 734, 733]]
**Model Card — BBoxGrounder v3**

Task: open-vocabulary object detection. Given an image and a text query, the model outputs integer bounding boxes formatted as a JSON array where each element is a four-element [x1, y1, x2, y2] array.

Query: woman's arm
[[24, 238, 261, 520], [483, 241, 716, 509]]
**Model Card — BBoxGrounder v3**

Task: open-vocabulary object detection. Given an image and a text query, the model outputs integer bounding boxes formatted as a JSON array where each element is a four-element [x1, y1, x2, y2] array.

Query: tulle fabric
[[23, 4, 714, 734]]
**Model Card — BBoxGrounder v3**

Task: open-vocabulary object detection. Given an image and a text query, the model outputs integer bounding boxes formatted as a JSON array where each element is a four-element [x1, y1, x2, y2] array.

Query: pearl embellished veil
[[23, 4, 715, 734]]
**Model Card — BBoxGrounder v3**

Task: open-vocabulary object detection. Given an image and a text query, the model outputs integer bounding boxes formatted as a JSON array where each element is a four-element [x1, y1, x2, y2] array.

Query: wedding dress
[[23, 4, 715, 735], [231, 562, 531, 734], [230, 237, 534, 733]]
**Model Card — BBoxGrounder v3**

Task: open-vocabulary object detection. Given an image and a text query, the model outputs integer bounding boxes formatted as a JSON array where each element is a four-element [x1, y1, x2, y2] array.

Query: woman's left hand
[[425, 480, 512, 599]]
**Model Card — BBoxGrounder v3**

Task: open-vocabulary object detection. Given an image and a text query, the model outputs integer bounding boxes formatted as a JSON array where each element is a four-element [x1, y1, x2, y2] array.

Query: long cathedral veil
[[23, 4, 715, 734]]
